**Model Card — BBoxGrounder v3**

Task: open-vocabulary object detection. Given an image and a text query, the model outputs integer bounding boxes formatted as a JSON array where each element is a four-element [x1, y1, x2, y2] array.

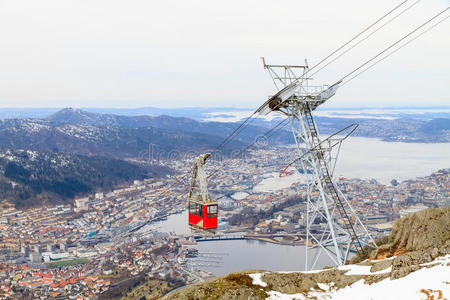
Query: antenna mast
[[261, 58, 377, 270]]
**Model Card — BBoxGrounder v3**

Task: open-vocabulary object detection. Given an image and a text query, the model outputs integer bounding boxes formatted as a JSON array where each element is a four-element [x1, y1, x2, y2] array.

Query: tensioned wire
[[341, 13, 450, 86], [337, 6, 450, 85]]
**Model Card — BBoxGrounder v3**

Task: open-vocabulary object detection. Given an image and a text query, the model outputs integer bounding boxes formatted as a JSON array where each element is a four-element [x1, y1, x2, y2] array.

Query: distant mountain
[[1, 109, 447, 165], [2, 107, 448, 143], [419, 118, 450, 135], [47, 108, 293, 145], [0, 149, 169, 208], [0, 117, 243, 159], [47, 108, 107, 126], [1, 106, 449, 121], [0, 107, 255, 120], [316, 117, 450, 143]]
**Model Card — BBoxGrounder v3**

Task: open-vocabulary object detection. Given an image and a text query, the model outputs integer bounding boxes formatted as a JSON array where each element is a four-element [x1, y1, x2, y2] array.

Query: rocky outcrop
[[354, 207, 450, 262], [162, 271, 269, 300], [369, 258, 392, 272], [260, 269, 365, 294], [352, 207, 450, 279]]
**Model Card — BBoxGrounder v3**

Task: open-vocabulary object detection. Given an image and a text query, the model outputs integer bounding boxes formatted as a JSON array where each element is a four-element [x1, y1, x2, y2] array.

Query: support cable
[[211, 112, 258, 153], [342, 13, 450, 86], [337, 6, 450, 85], [207, 118, 289, 180], [307, 0, 409, 74], [310, 0, 423, 79]]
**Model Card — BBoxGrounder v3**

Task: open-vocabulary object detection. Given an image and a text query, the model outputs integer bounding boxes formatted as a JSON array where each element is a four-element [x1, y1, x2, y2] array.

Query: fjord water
[[148, 211, 335, 276], [322, 137, 450, 184]]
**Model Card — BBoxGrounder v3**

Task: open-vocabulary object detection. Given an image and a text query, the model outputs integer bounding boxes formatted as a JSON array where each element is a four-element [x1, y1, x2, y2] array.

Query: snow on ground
[[249, 273, 267, 287], [231, 192, 249, 200], [267, 290, 306, 299], [337, 264, 392, 275], [279, 269, 328, 274], [253, 171, 306, 193], [419, 254, 449, 267], [250, 255, 450, 300], [318, 263, 450, 300]]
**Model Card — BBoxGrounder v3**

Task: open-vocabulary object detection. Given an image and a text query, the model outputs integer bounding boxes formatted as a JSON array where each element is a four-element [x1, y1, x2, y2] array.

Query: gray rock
[[370, 259, 392, 273], [430, 247, 439, 259]]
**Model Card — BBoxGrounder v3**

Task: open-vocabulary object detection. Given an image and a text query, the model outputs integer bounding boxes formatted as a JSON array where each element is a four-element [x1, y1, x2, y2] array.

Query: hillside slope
[[161, 207, 450, 300], [0, 149, 169, 207], [0, 118, 241, 159], [47, 108, 292, 145]]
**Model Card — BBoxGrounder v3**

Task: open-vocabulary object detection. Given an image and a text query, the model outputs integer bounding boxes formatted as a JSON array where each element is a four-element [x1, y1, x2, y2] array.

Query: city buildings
[[0, 147, 448, 298]]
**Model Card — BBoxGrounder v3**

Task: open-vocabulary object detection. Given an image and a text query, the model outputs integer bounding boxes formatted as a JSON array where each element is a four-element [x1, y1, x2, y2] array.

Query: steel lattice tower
[[261, 58, 377, 270]]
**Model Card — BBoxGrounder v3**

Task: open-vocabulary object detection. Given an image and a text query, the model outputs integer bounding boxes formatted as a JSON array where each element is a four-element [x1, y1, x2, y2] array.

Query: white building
[[74, 197, 89, 213]]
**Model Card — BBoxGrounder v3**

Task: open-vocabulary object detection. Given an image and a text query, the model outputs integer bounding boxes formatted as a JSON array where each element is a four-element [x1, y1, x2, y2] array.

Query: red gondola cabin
[[188, 200, 218, 230]]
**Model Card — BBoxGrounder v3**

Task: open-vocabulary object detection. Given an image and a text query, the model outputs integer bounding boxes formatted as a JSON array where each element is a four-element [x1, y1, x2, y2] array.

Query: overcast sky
[[0, 0, 449, 108]]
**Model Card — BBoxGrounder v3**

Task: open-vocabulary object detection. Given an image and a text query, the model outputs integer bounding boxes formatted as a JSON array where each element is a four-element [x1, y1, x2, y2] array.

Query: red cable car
[[188, 200, 218, 229], [188, 153, 218, 232]]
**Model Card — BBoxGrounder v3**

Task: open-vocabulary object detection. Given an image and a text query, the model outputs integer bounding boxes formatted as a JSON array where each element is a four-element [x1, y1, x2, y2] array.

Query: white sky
[[0, 0, 449, 108]]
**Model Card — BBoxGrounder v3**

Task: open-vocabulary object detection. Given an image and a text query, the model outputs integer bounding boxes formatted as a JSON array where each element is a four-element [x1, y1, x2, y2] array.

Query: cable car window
[[189, 202, 196, 214], [198, 204, 203, 217], [207, 205, 218, 218]]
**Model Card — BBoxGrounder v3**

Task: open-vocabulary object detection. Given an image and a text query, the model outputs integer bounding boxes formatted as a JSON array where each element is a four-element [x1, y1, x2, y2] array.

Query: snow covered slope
[[249, 255, 449, 300]]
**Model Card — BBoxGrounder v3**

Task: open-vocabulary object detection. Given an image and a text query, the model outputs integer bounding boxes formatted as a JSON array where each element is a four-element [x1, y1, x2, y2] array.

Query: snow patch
[[267, 290, 306, 300], [267, 256, 450, 300], [317, 282, 331, 291], [279, 269, 329, 274], [249, 273, 267, 287], [320, 264, 450, 300], [338, 264, 391, 275]]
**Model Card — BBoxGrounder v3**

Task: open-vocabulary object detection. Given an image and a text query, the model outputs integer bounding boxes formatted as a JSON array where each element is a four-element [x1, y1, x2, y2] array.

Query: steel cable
[[341, 14, 450, 86], [337, 6, 450, 84], [310, 0, 423, 79], [307, 0, 409, 74]]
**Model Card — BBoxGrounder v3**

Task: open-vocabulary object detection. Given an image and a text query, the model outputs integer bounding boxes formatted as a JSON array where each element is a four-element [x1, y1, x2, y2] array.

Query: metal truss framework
[[262, 58, 377, 270]]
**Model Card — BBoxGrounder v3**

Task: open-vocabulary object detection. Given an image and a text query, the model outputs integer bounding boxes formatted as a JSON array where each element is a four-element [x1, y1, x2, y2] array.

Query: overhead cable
[[307, 0, 410, 74], [338, 6, 450, 84], [342, 14, 450, 86], [310, 0, 423, 78], [207, 117, 289, 180]]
